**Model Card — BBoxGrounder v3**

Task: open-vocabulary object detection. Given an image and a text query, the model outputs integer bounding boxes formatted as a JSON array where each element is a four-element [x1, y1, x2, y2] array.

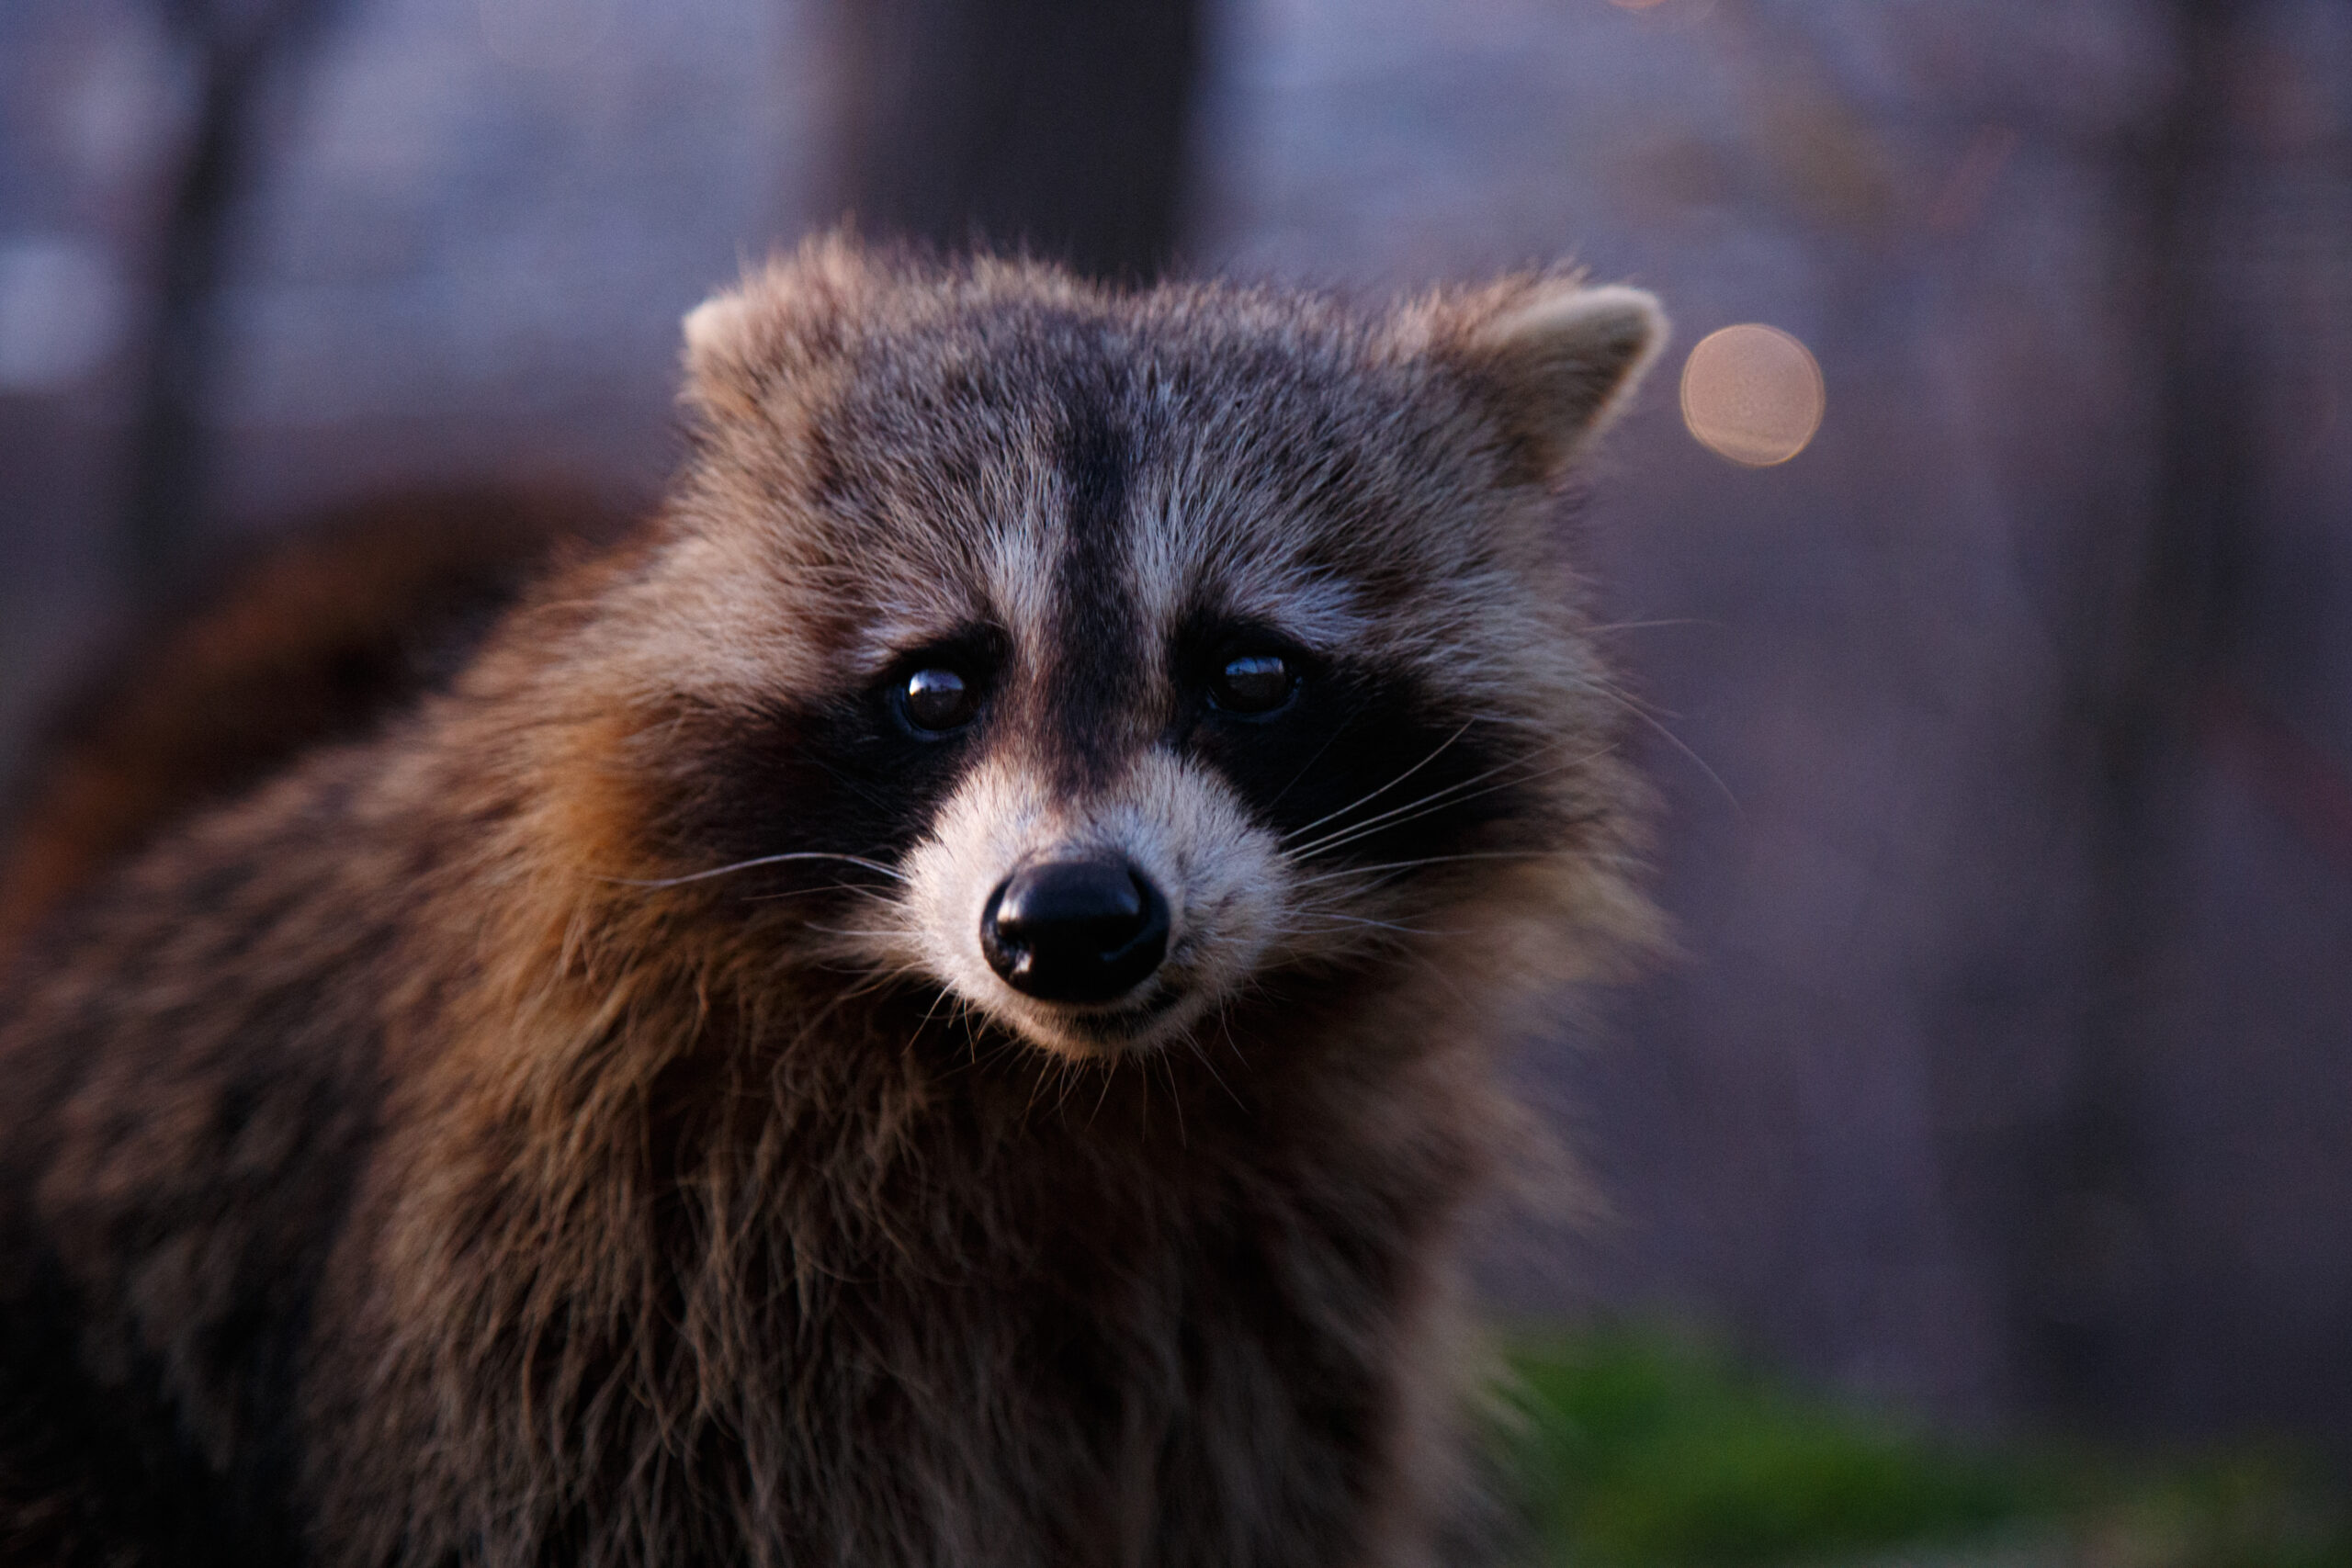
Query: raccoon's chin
[[989, 984, 1205, 1062]]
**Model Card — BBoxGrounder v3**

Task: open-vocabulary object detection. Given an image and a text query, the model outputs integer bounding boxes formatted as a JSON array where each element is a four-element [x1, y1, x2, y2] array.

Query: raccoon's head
[[580, 238, 1662, 1062]]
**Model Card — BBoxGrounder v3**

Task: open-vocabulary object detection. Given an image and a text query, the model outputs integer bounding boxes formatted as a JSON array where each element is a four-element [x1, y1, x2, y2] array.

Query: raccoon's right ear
[[679, 234, 876, 423], [1441, 280, 1668, 485]]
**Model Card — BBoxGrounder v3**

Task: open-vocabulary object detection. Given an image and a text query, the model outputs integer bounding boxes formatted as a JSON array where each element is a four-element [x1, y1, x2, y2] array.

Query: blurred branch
[[122, 0, 348, 602], [827, 0, 1204, 282], [1704, 2, 1901, 234]]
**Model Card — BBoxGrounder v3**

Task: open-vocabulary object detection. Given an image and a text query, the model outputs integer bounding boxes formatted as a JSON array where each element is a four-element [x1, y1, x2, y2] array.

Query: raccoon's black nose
[[981, 860, 1170, 1003]]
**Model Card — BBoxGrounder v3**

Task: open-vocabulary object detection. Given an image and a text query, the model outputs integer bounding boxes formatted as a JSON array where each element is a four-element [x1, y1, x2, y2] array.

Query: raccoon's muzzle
[[980, 858, 1170, 1003]]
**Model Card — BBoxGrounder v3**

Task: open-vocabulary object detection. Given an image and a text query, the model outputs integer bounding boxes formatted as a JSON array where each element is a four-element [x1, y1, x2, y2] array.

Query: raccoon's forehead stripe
[[1041, 352, 1144, 795]]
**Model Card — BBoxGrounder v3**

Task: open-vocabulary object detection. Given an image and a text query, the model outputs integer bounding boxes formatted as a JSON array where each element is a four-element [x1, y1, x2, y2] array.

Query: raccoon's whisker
[[1585, 616, 1715, 636], [1031, 1052, 1067, 1117], [1588, 678, 1743, 816], [1283, 738, 1552, 860], [1182, 1034, 1248, 1113], [1086, 1057, 1120, 1128], [1288, 743, 1613, 863], [1051, 1055, 1091, 1118], [968, 1009, 1029, 1089], [601, 852, 908, 889], [1290, 849, 1557, 887], [1272, 916, 1441, 942], [919, 997, 981, 1072], [1283, 909, 1460, 938], [1260, 714, 1355, 815], [1158, 1048, 1187, 1148], [1278, 720, 1476, 846], [737, 882, 897, 905], [1218, 1020, 1265, 1089], [911, 983, 957, 1043], [1022, 1055, 1055, 1117]]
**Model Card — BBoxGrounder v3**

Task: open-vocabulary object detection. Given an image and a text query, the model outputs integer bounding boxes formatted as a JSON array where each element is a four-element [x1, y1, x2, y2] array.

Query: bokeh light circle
[[1679, 324, 1826, 467]]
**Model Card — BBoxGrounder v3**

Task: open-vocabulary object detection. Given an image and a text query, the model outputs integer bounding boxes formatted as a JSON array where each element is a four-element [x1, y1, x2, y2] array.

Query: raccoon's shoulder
[[0, 486, 630, 955]]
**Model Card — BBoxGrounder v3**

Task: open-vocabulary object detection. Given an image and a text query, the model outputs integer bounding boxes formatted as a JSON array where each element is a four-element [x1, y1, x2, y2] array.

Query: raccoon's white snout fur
[[893, 746, 1291, 1056]]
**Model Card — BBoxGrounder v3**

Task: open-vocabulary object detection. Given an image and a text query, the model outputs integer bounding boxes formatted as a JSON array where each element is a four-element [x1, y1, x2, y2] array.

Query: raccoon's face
[[609, 242, 1662, 1061]]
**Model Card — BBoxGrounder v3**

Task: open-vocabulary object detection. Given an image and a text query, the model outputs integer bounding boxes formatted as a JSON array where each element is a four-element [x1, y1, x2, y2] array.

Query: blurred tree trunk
[[2022, 0, 2250, 1427], [123, 0, 345, 602], [828, 0, 1204, 282]]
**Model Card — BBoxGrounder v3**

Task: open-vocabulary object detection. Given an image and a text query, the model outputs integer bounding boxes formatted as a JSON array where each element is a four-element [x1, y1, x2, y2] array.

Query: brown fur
[[0, 239, 1664, 1567], [0, 487, 626, 954]]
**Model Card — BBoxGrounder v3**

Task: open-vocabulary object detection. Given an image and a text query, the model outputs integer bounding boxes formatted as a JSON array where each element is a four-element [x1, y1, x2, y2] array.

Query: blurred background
[[3, 0, 2348, 1557]]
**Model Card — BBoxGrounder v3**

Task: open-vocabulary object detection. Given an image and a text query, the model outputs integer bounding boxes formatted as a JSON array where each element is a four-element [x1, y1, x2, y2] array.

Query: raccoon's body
[[0, 240, 1664, 1568]]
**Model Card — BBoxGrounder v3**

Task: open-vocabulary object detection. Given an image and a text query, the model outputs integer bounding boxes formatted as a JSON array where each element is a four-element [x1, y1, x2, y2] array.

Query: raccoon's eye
[[898, 667, 979, 735], [1209, 653, 1296, 716]]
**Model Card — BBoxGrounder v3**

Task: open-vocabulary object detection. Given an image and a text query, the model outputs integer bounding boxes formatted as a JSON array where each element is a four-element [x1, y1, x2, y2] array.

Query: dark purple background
[[3, 0, 2346, 1444]]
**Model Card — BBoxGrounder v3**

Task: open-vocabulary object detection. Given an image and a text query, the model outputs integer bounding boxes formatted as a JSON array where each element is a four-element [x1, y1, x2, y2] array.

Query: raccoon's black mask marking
[[1168, 609, 1534, 874], [654, 626, 1013, 903]]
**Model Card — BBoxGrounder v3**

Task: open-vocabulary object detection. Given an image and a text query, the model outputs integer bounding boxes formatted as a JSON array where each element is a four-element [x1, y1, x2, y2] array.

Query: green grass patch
[[1492, 1326, 2350, 1567]]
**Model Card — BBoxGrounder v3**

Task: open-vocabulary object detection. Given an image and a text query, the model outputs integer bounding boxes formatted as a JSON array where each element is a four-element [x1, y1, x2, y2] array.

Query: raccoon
[[0, 237, 1664, 1568]]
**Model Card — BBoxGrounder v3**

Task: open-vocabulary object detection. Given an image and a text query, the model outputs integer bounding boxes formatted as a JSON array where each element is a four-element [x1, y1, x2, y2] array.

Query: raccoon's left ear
[[678, 233, 876, 424], [1445, 282, 1668, 484]]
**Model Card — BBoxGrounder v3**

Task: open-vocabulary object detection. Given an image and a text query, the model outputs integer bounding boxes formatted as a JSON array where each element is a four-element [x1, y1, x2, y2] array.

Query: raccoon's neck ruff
[[328, 931, 1493, 1568]]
